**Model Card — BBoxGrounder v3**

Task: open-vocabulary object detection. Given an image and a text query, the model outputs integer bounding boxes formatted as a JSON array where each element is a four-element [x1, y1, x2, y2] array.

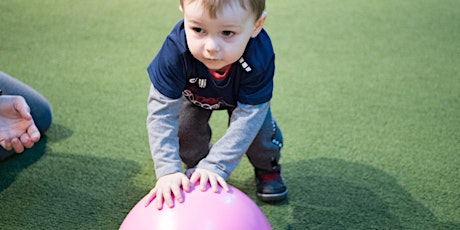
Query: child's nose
[[204, 37, 220, 54]]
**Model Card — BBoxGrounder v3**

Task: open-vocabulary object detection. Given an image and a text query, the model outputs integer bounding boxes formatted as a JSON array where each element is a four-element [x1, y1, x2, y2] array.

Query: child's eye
[[192, 27, 204, 33], [222, 31, 235, 37]]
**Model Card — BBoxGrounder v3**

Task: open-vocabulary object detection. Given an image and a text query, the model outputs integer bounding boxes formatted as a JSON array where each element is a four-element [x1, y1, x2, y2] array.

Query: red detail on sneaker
[[259, 173, 282, 183]]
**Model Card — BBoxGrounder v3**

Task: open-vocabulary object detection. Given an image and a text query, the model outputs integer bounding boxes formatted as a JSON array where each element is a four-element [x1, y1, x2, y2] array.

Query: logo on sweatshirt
[[239, 57, 252, 72], [183, 85, 234, 110], [189, 77, 207, 88]]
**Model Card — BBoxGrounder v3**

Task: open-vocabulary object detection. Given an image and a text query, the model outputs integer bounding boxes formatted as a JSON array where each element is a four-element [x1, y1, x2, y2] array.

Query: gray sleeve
[[146, 85, 183, 178], [195, 102, 269, 179]]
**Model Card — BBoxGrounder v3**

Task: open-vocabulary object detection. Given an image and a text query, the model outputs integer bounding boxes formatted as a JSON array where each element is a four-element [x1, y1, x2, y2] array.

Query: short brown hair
[[180, 0, 265, 21]]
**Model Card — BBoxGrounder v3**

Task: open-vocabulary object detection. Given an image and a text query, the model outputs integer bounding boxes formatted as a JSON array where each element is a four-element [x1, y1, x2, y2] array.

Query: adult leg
[[178, 99, 212, 169]]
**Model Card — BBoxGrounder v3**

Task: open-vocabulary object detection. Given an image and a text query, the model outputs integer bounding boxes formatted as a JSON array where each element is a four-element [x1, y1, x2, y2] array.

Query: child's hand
[[190, 168, 230, 193], [144, 172, 191, 210]]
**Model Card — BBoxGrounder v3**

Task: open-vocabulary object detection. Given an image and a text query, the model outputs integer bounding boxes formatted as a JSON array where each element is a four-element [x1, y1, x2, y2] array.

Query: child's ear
[[179, 4, 184, 13], [251, 12, 267, 38]]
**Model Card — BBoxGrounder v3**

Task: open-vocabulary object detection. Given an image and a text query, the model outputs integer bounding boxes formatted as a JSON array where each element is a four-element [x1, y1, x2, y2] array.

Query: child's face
[[182, 1, 265, 72]]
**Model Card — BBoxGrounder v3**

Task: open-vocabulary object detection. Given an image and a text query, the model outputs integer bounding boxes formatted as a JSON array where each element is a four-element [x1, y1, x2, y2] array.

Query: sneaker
[[255, 168, 288, 202]]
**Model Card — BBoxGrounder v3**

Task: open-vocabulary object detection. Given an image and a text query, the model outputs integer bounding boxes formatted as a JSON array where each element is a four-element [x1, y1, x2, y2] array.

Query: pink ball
[[120, 184, 271, 230]]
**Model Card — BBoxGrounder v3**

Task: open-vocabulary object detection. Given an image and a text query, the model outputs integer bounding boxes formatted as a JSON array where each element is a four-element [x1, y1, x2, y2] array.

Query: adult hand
[[0, 95, 40, 153], [190, 168, 230, 193], [144, 172, 191, 210]]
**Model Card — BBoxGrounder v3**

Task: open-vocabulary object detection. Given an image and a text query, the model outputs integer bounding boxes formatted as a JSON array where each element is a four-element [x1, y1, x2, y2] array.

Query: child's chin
[[200, 60, 225, 70], [209, 62, 233, 72]]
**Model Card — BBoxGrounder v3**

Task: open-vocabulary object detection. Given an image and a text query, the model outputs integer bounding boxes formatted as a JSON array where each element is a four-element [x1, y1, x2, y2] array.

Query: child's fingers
[[189, 171, 199, 184], [171, 184, 184, 203], [199, 173, 209, 191], [144, 188, 157, 207], [217, 177, 229, 192], [181, 176, 191, 192], [209, 176, 219, 192], [162, 188, 173, 208], [156, 191, 165, 210]]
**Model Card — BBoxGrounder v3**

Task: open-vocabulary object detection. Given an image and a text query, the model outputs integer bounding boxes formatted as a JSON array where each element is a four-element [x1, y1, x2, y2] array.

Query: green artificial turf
[[1, 0, 459, 229]]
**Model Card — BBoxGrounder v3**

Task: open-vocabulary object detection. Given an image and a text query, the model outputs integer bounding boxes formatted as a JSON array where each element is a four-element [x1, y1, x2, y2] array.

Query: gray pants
[[177, 99, 283, 172], [0, 71, 52, 160]]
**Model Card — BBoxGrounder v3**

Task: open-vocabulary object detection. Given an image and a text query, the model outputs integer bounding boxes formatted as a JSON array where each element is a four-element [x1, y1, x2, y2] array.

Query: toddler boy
[[145, 0, 287, 209]]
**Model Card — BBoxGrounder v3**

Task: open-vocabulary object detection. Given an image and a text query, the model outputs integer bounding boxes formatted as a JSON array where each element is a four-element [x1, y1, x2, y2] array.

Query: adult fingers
[[20, 133, 34, 149], [1, 139, 12, 151], [14, 97, 32, 120], [11, 137, 24, 153], [27, 123, 41, 143]]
